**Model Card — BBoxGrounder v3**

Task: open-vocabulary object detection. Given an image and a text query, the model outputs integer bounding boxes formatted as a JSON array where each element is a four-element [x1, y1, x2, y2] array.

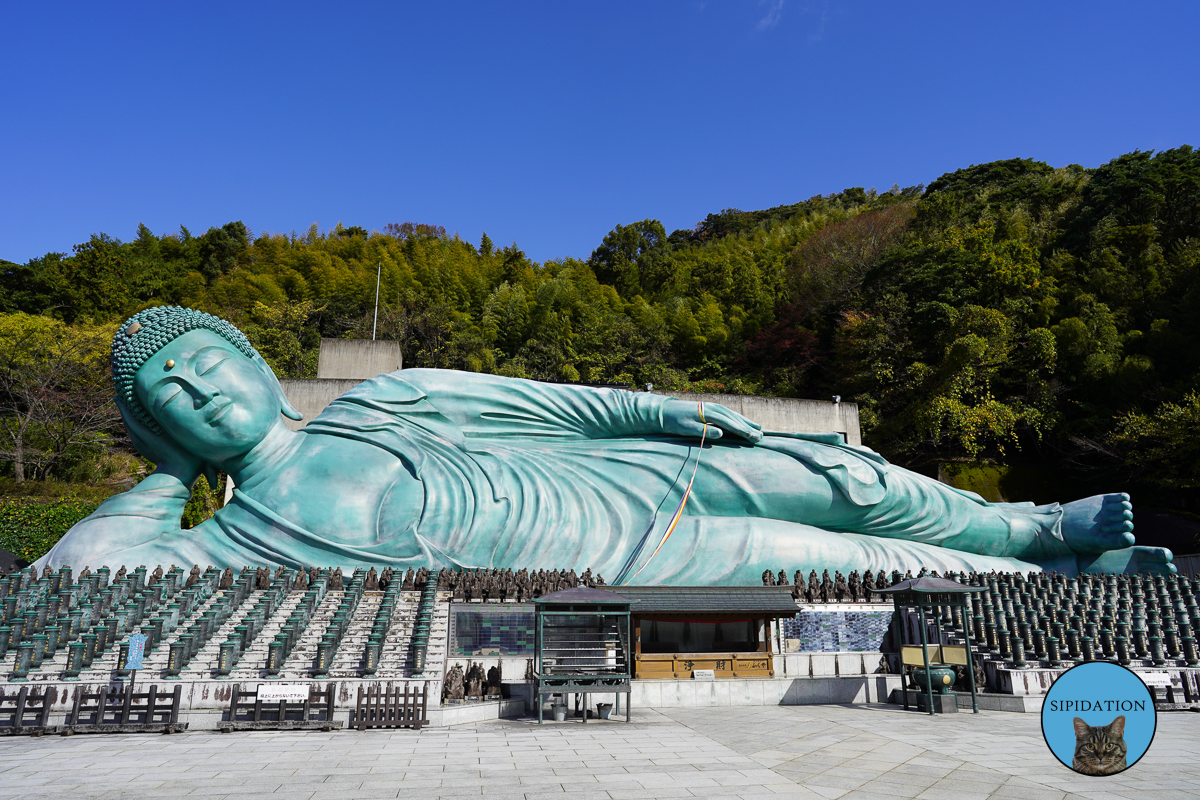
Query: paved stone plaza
[[0, 704, 1196, 800]]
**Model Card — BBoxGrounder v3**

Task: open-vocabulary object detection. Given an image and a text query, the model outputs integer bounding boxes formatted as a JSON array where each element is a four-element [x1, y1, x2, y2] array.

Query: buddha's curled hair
[[111, 306, 260, 435]]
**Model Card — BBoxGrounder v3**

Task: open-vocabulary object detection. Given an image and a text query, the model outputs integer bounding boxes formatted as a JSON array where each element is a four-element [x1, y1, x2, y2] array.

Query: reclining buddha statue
[[37, 306, 1174, 582]]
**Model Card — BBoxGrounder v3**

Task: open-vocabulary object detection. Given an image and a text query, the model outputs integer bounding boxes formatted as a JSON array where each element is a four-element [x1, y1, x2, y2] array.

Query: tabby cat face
[[1072, 715, 1128, 776]]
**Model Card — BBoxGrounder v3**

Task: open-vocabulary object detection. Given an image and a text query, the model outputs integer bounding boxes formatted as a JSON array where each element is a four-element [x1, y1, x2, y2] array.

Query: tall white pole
[[372, 261, 381, 340]]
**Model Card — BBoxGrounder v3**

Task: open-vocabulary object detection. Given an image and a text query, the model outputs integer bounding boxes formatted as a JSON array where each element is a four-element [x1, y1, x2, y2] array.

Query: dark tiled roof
[[534, 586, 636, 605], [875, 577, 985, 595], [598, 586, 799, 615]]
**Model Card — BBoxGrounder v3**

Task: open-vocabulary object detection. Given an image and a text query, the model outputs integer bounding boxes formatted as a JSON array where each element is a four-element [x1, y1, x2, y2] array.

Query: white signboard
[[1139, 672, 1172, 688], [693, 669, 715, 681], [256, 683, 311, 702]]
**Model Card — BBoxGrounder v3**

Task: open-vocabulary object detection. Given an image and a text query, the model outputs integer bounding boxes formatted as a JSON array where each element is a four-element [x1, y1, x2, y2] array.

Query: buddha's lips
[[205, 399, 231, 423]]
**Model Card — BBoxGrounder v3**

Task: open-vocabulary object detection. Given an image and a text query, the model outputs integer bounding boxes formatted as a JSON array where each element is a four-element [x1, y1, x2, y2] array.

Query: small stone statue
[[820, 570, 833, 603], [219, 566, 234, 588], [330, 567, 344, 590], [486, 664, 502, 697], [465, 662, 485, 699], [274, 565, 287, 581], [42, 565, 52, 579], [365, 567, 378, 590], [292, 568, 308, 591], [186, 564, 201, 587], [80, 565, 93, 581], [443, 664, 465, 701], [115, 565, 127, 581]]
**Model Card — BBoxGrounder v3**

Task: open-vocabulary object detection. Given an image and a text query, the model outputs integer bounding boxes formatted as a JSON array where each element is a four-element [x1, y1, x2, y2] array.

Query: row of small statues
[[437, 567, 605, 603], [765, 567, 964, 602], [764, 568, 912, 602], [442, 660, 510, 701]]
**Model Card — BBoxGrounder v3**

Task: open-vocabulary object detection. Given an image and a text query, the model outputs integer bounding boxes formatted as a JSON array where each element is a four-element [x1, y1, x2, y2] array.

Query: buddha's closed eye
[[197, 354, 229, 375], [155, 385, 182, 411]]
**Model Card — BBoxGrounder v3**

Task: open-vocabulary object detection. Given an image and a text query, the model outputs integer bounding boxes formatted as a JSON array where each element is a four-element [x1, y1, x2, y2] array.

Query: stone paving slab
[[0, 704, 1196, 799]]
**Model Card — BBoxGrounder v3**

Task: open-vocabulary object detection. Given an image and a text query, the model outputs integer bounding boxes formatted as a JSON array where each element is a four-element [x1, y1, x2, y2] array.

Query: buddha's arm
[[396, 369, 677, 440], [39, 472, 190, 568]]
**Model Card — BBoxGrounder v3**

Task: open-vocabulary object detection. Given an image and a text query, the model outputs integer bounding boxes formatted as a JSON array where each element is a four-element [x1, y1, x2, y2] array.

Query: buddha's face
[[133, 329, 281, 463]]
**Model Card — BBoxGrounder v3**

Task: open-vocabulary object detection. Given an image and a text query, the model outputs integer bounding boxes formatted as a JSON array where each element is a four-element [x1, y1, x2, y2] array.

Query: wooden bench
[[219, 683, 341, 731], [65, 684, 186, 734], [0, 686, 59, 736]]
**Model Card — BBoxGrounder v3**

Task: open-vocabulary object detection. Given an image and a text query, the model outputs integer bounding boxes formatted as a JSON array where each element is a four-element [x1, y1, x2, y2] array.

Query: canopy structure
[[877, 577, 986, 714], [533, 587, 636, 723]]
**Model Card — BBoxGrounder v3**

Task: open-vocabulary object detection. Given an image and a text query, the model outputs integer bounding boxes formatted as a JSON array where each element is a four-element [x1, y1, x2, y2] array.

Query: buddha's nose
[[193, 382, 221, 407]]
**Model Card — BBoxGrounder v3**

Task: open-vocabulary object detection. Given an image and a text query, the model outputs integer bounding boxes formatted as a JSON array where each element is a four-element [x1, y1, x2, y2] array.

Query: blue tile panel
[[782, 609, 895, 652], [450, 605, 537, 656]]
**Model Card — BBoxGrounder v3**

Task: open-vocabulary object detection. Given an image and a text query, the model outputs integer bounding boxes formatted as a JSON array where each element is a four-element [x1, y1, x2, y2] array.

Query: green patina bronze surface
[[38, 307, 1174, 581]]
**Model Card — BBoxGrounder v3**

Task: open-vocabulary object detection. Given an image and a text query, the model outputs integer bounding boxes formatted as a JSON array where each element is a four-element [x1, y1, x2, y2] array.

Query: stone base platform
[[0, 676, 525, 731], [628, 674, 902, 708], [887, 688, 1044, 713]]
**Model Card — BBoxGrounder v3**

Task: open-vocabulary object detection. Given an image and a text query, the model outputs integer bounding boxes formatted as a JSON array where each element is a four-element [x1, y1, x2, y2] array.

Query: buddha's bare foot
[[1078, 545, 1175, 575], [1060, 493, 1135, 555]]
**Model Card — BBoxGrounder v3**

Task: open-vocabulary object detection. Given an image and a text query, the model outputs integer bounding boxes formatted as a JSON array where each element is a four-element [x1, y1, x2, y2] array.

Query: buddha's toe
[[1134, 545, 1175, 574], [1061, 492, 1137, 554], [1099, 494, 1134, 533]]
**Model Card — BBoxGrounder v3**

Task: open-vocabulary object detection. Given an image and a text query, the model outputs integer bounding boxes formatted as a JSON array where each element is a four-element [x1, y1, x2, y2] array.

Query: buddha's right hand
[[118, 400, 205, 487]]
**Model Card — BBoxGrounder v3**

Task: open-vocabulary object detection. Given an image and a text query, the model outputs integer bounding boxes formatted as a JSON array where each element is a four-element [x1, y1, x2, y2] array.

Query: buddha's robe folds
[[40, 370, 1075, 581]]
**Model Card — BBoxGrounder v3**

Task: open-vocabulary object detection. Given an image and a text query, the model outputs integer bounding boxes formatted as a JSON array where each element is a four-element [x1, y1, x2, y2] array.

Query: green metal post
[[917, 600, 935, 715], [960, 595, 979, 713]]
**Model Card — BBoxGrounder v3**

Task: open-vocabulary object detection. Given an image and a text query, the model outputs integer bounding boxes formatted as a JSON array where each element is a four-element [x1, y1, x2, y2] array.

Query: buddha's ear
[[251, 352, 304, 421]]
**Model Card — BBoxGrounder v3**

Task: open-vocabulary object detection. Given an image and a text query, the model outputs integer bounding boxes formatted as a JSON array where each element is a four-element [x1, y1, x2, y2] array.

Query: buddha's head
[[112, 306, 302, 467]]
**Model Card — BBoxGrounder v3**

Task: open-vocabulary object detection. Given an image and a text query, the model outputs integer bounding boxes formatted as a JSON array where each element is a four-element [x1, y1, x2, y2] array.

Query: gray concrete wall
[[657, 391, 862, 446], [316, 338, 402, 380], [279, 379, 365, 432]]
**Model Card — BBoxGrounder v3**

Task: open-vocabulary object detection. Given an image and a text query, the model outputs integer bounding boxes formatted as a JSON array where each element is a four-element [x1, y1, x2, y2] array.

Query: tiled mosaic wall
[[449, 605, 536, 656], [782, 608, 895, 652]]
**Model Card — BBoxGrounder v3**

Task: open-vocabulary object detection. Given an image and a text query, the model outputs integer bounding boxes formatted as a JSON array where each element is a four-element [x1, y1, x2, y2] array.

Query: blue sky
[[2, 1, 1196, 265]]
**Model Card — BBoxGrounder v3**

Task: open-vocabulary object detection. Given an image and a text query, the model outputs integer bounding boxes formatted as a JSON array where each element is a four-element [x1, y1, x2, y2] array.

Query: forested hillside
[[3, 145, 1200, 526]]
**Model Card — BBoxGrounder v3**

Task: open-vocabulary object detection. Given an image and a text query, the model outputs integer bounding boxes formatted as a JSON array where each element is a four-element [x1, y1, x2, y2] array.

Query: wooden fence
[[351, 683, 428, 730]]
